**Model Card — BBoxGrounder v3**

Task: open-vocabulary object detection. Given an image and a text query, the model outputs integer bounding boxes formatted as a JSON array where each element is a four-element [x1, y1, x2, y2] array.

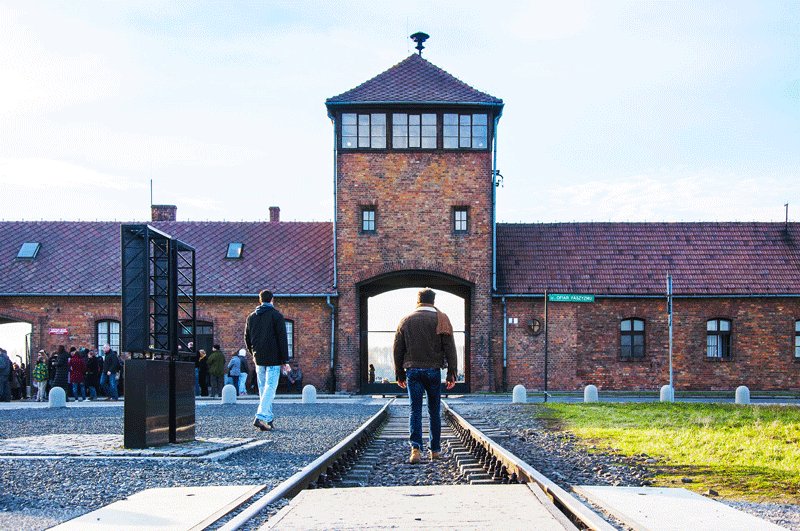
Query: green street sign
[[548, 293, 595, 303]]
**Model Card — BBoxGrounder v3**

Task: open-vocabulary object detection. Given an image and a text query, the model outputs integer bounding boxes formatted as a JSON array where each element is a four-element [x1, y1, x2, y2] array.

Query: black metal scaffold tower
[[120, 224, 196, 449]]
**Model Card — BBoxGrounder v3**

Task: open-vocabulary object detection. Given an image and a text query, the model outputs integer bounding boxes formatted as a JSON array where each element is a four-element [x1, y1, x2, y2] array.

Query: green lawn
[[533, 403, 800, 503]]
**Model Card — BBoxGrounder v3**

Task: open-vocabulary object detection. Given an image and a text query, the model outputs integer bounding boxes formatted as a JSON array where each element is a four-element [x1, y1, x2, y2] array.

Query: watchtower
[[326, 36, 503, 392]]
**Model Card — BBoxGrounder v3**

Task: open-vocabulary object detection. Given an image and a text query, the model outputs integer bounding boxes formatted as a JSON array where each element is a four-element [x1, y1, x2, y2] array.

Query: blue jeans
[[255, 365, 281, 423], [100, 372, 118, 399], [195, 367, 200, 396], [71, 382, 85, 400], [406, 368, 442, 452]]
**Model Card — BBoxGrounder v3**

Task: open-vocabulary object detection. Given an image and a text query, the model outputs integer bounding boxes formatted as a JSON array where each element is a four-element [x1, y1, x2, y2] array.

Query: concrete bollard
[[302, 385, 317, 404], [48, 387, 66, 408], [735, 385, 750, 405], [512, 384, 527, 403], [221, 384, 238, 404], [584, 384, 599, 403], [660, 385, 675, 403]]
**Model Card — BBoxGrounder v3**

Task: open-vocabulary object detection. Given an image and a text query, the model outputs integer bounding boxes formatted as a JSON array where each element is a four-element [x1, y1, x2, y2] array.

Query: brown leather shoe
[[409, 448, 421, 464], [430, 450, 441, 460], [253, 419, 273, 431]]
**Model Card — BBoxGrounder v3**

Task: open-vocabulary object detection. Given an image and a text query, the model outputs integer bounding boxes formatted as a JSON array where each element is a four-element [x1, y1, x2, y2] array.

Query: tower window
[[361, 207, 376, 233], [620, 318, 645, 359], [392, 113, 437, 149], [443, 113, 488, 149], [342, 113, 386, 149], [453, 208, 468, 233], [707, 319, 732, 359]]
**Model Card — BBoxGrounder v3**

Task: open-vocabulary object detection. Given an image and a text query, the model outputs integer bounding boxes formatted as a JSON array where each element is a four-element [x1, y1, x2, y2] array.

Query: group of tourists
[[193, 344, 303, 398], [0, 344, 123, 402]]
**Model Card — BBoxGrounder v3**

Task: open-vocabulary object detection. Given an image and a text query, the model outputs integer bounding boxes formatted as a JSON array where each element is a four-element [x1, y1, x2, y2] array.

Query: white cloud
[[501, 171, 800, 222]]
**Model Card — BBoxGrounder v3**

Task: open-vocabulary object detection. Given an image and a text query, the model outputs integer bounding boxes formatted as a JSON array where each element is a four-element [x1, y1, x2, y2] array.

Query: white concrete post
[[660, 384, 675, 403], [302, 385, 317, 404], [735, 385, 750, 405], [48, 387, 66, 408], [512, 384, 527, 403], [584, 384, 599, 403], [221, 384, 238, 404]]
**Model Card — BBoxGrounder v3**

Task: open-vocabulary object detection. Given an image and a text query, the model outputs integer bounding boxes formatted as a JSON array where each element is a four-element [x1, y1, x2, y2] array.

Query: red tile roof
[[3, 220, 799, 297], [326, 54, 502, 106], [0, 221, 334, 296], [497, 222, 800, 296]]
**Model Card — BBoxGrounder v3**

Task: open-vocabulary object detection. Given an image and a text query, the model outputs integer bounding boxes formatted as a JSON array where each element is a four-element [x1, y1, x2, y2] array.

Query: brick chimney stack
[[269, 206, 280, 222], [151, 205, 177, 222]]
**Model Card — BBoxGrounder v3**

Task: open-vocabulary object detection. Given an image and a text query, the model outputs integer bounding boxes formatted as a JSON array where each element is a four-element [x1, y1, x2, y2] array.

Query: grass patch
[[533, 402, 800, 503]]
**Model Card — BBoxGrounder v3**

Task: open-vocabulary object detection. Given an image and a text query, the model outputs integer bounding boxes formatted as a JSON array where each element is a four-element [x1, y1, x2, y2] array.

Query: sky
[[1, 0, 799, 225]]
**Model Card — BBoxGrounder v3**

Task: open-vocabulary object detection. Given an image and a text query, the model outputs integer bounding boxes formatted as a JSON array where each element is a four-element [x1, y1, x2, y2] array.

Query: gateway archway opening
[[0, 319, 34, 395], [359, 271, 471, 394]]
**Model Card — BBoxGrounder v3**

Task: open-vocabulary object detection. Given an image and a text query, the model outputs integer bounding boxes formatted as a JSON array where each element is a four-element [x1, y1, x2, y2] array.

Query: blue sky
[[1, 0, 798, 223]]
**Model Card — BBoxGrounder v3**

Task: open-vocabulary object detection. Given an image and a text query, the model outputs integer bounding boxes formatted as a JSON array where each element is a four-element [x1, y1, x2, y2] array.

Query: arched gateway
[[359, 270, 472, 393]]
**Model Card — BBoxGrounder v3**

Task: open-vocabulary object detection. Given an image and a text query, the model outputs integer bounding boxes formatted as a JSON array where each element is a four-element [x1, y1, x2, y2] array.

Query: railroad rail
[[211, 399, 616, 530]]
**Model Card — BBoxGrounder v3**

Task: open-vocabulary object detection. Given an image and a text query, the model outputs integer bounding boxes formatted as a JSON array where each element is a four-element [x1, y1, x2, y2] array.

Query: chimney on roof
[[151, 204, 177, 222], [269, 206, 280, 223]]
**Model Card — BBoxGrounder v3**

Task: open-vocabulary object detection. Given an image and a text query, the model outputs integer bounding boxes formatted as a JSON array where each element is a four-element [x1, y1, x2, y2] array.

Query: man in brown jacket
[[394, 288, 457, 464]]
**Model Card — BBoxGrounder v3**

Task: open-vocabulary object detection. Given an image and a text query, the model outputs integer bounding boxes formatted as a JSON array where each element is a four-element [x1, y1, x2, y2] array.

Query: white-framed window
[[97, 320, 120, 353], [361, 207, 376, 233], [707, 319, 732, 359], [794, 320, 800, 358], [620, 318, 645, 359], [454, 207, 468, 233], [392, 113, 437, 149], [286, 319, 294, 359]]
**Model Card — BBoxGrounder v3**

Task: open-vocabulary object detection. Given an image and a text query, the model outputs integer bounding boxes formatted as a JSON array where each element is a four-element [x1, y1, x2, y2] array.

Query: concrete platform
[[574, 486, 786, 531], [51, 484, 264, 530], [263, 484, 577, 530]]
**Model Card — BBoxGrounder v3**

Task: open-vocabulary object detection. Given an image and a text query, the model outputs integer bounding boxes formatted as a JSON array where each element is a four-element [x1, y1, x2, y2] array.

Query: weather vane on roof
[[410, 32, 429, 56]]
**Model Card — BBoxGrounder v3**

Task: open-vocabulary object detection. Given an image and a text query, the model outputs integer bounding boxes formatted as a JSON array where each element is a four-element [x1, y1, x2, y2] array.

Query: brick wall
[[0, 295, 333, 390], [335, 151, 494, 391], [495, 297, 800, 391]]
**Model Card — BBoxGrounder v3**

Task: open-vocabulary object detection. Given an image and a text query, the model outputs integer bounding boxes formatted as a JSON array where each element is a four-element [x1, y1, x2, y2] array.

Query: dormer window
[[226, 242, 243, 259], [443, 113, 488, 149], [17, 242, 40, 259], [342, 113, 386, 149]]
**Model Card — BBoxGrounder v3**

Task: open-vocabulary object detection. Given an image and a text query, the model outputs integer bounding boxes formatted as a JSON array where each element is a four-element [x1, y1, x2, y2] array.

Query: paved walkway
[[0, 434, 264, 460]]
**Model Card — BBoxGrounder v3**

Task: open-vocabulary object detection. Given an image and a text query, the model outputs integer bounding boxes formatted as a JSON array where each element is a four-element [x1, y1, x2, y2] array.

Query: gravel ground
[[452, 403, 800, 530], [0, 402, 379, 530]]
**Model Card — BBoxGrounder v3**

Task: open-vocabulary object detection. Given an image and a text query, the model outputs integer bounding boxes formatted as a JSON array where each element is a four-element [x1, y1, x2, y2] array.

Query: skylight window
[[226, 242, 243, 259], [17, 242, 40, 259]]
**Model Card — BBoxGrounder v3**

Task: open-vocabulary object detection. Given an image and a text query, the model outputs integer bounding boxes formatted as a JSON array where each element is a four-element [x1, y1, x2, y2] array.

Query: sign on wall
[[547, 293, 595, 303], [48, 328, 69, 335]]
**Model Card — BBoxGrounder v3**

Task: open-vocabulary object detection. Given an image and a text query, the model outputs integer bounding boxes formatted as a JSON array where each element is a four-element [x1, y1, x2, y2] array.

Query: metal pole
[[543, 289, 548, 403], [502, 296, 507, 392], [667, 275, 673, 391]]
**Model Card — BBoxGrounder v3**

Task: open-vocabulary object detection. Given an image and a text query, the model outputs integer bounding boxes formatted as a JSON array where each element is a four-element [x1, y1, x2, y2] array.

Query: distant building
[[1, 52, 799, 392]]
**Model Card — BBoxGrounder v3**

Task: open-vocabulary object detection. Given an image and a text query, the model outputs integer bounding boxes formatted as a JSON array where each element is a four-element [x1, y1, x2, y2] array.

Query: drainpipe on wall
[[502, 296, 507, 392], [491, 115, 500, 292], [326, 295, 336, 393], [331, 117, 338, 289]]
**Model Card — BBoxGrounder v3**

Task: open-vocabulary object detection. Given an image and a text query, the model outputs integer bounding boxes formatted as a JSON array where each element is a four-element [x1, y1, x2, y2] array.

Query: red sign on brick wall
[[48, 328, 68, 335]]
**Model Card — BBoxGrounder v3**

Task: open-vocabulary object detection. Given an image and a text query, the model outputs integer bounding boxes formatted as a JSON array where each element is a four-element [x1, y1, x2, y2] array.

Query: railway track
[[214, 399, 614, 530]]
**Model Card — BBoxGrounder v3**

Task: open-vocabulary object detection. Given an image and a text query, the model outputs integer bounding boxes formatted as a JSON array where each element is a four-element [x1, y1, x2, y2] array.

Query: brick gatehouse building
[[2, 53, 799, 393]]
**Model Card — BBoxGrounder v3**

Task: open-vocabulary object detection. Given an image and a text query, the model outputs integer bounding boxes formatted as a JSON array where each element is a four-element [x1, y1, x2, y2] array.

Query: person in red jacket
[[68, 349, 87, 401]]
